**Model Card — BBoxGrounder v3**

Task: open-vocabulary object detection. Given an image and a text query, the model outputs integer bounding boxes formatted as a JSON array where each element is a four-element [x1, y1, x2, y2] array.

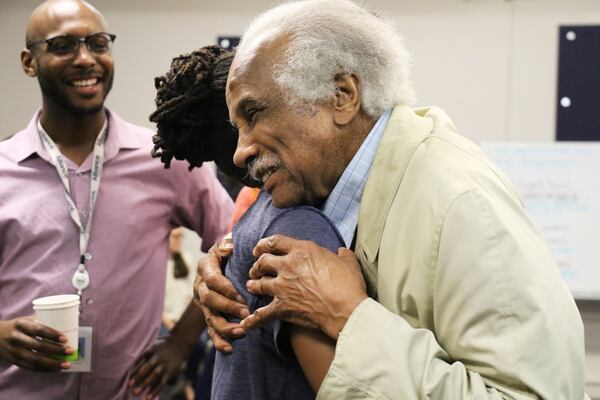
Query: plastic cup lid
[[32, 294, 80, 310]]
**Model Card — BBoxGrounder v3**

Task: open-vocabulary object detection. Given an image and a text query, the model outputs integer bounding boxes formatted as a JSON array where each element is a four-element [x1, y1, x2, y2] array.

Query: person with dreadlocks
[[145, 44, 345, 399], [149, 46, 250, 186], [122, 45, 247, 400]]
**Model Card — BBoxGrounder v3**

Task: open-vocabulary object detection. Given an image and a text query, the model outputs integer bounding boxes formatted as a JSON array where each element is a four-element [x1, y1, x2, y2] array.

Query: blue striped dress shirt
[[322, 109, 392, 247]]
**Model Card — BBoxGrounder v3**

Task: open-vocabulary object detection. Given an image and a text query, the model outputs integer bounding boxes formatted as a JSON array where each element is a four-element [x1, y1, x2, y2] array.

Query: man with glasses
[[0, 0, 233, 398]]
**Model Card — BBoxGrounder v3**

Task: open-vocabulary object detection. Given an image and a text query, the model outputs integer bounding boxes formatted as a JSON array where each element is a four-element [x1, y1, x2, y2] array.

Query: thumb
[[253, 234, 296, 257], [216, 238, 234, 258], [240, 302, 277, 330], [337, 247, 356, 261]]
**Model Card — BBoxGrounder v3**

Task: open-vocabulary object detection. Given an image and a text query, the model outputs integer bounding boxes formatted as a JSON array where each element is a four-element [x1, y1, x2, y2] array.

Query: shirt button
[[84, 252, 92, 260], [82, 210, 89, 217], [86, 298, 94, 305]]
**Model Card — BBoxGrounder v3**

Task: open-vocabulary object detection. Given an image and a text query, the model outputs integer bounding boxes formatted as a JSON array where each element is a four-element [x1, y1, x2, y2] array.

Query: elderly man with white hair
[[194, 0, 588, 399]]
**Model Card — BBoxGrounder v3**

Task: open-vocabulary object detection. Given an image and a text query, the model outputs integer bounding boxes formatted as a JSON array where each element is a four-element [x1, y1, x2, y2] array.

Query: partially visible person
[[150, 45, 342, 399], [210, 193, 342, 400], [194, 1, 588, 399], [143, 45, 257, 400], [162, 228, 196, 332], [0, 1, 233, 399], [227, 186, 261, 231], [160, 227, 199, 400]]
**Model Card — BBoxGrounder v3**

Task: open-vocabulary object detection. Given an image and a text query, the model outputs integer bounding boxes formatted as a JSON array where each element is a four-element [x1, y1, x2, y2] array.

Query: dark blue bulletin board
[[556, 26, 600, 141]]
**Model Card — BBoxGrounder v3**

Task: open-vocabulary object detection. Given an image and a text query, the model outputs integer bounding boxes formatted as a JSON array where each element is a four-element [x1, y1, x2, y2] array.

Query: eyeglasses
[[26, 32, 116, 58]]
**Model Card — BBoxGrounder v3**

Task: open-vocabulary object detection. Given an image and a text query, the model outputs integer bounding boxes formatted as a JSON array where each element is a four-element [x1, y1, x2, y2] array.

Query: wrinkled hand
[[0, 316, 73, 371], [129, 339, 187, 399], [193, 240, 249, 353], [243, 235, 368, 340]]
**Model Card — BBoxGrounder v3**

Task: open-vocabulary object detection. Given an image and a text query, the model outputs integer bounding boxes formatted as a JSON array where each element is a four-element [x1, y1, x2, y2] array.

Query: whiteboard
[[481, 142, 600, 300]]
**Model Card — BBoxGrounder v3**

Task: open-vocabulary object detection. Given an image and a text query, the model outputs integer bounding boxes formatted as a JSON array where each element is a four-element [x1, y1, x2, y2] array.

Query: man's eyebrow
[[235, 98, 268, 117], [230, 97, 269, 129]]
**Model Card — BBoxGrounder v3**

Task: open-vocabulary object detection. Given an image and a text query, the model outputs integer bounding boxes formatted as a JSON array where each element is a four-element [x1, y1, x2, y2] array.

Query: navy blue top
[[211, 191, 344, 400]]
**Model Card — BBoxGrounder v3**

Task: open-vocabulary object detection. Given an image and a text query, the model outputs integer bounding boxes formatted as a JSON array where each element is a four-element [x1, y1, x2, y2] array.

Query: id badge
[[64, 326, 93, 373]]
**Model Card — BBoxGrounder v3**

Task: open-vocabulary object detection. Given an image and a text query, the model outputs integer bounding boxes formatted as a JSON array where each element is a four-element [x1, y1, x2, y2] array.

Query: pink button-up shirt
[[0, 110, 233, 399]]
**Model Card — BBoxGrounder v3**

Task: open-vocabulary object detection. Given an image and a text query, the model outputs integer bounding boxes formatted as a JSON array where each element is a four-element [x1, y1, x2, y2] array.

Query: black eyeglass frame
[[25, 32, 117, 56]]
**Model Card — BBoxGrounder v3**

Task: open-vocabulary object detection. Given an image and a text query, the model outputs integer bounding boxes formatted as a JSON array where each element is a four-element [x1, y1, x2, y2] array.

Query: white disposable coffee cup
[[32, 294, 80, 360]]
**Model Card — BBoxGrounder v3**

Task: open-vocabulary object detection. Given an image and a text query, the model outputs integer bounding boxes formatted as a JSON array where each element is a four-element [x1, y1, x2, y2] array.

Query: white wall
[[2, 0, 600, 141], [1, 0, 599, 395]]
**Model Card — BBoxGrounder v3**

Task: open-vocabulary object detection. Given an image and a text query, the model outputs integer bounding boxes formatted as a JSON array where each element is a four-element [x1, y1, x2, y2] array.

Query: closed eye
[[246, 108, 260, 125], [234, 98, 268, 129]]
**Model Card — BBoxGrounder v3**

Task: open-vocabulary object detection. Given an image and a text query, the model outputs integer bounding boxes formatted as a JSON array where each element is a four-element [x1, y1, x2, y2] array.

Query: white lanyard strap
[[37, 119, 108, 294]]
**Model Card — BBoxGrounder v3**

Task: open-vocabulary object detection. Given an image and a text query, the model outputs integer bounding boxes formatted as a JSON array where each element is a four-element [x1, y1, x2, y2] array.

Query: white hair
[[237, 0, 415, 118]]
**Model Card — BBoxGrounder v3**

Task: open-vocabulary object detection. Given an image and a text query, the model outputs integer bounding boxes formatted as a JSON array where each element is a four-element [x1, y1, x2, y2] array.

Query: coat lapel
[[355, 106, 433, 294]]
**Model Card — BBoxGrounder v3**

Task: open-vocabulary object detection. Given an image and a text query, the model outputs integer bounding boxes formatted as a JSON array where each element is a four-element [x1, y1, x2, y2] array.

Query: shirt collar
[[322, 109, 392, 247], [103, 108, 143, 160], [13, 108, 142, 164], [12, 110, 45, 163]]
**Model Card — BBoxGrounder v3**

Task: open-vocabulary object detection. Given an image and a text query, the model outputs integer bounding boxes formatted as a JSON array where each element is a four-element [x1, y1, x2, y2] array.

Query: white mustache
[[248, 153, 281, 183]]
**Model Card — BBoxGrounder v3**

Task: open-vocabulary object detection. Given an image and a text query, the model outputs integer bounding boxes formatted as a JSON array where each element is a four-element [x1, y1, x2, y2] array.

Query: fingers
[[129, 341, 185, 399], [205, 240, 233, 268], [197, 254, 245, 304], [208, 273, 246, 305], [14, 350, 67, 371], [240, 302, 278, 331], [246, 276, 276, 297], [197, 251, 222, 277], [129, 354, 159, 396], [201, 305, 245, 339], [2, 318, 70, 372], [192, 274, 203, 309], [196, 280, 248, 319], [215, 236, 234, 258], [130, 351, 151, 381], [207, 326, 233, 354], [139, 359, 164, 398], [253, 234, 299, 257], [240, 303, 320, 334], [337, 247, 360, 266], [10, 328, 70, 356], [248, 253, 281, 279], [6, 340, 68, 371], [17, 318, 65, 344], [201, 301, 247, 354], [337, 247, 353, 258], [145, 372, 169, 399]]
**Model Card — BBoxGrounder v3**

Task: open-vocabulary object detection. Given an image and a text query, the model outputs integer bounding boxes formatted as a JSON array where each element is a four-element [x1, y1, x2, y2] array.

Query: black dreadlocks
[[150, 45, 258, 187]]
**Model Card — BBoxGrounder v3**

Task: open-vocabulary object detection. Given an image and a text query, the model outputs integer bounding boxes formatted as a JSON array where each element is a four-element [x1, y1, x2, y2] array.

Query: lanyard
[[37, 119, 108, 295]]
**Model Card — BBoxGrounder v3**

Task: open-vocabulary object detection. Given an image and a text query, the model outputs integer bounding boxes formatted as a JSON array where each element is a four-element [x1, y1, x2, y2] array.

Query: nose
[[233, 131, 259, 168], [72, 43, 96, 68]]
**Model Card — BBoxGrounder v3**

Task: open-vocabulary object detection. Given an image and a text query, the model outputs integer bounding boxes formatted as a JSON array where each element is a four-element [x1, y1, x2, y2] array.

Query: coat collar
[[355, 106, 435, 268]]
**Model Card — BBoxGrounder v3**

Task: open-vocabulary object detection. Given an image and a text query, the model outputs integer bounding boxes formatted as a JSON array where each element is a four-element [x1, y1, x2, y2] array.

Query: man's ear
[[21, 49, 38, 77], [332, 73, 361, 126]]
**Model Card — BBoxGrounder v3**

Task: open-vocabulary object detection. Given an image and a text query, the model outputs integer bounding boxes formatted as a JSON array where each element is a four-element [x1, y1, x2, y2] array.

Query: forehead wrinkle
[[227, 38, 287, 127]]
